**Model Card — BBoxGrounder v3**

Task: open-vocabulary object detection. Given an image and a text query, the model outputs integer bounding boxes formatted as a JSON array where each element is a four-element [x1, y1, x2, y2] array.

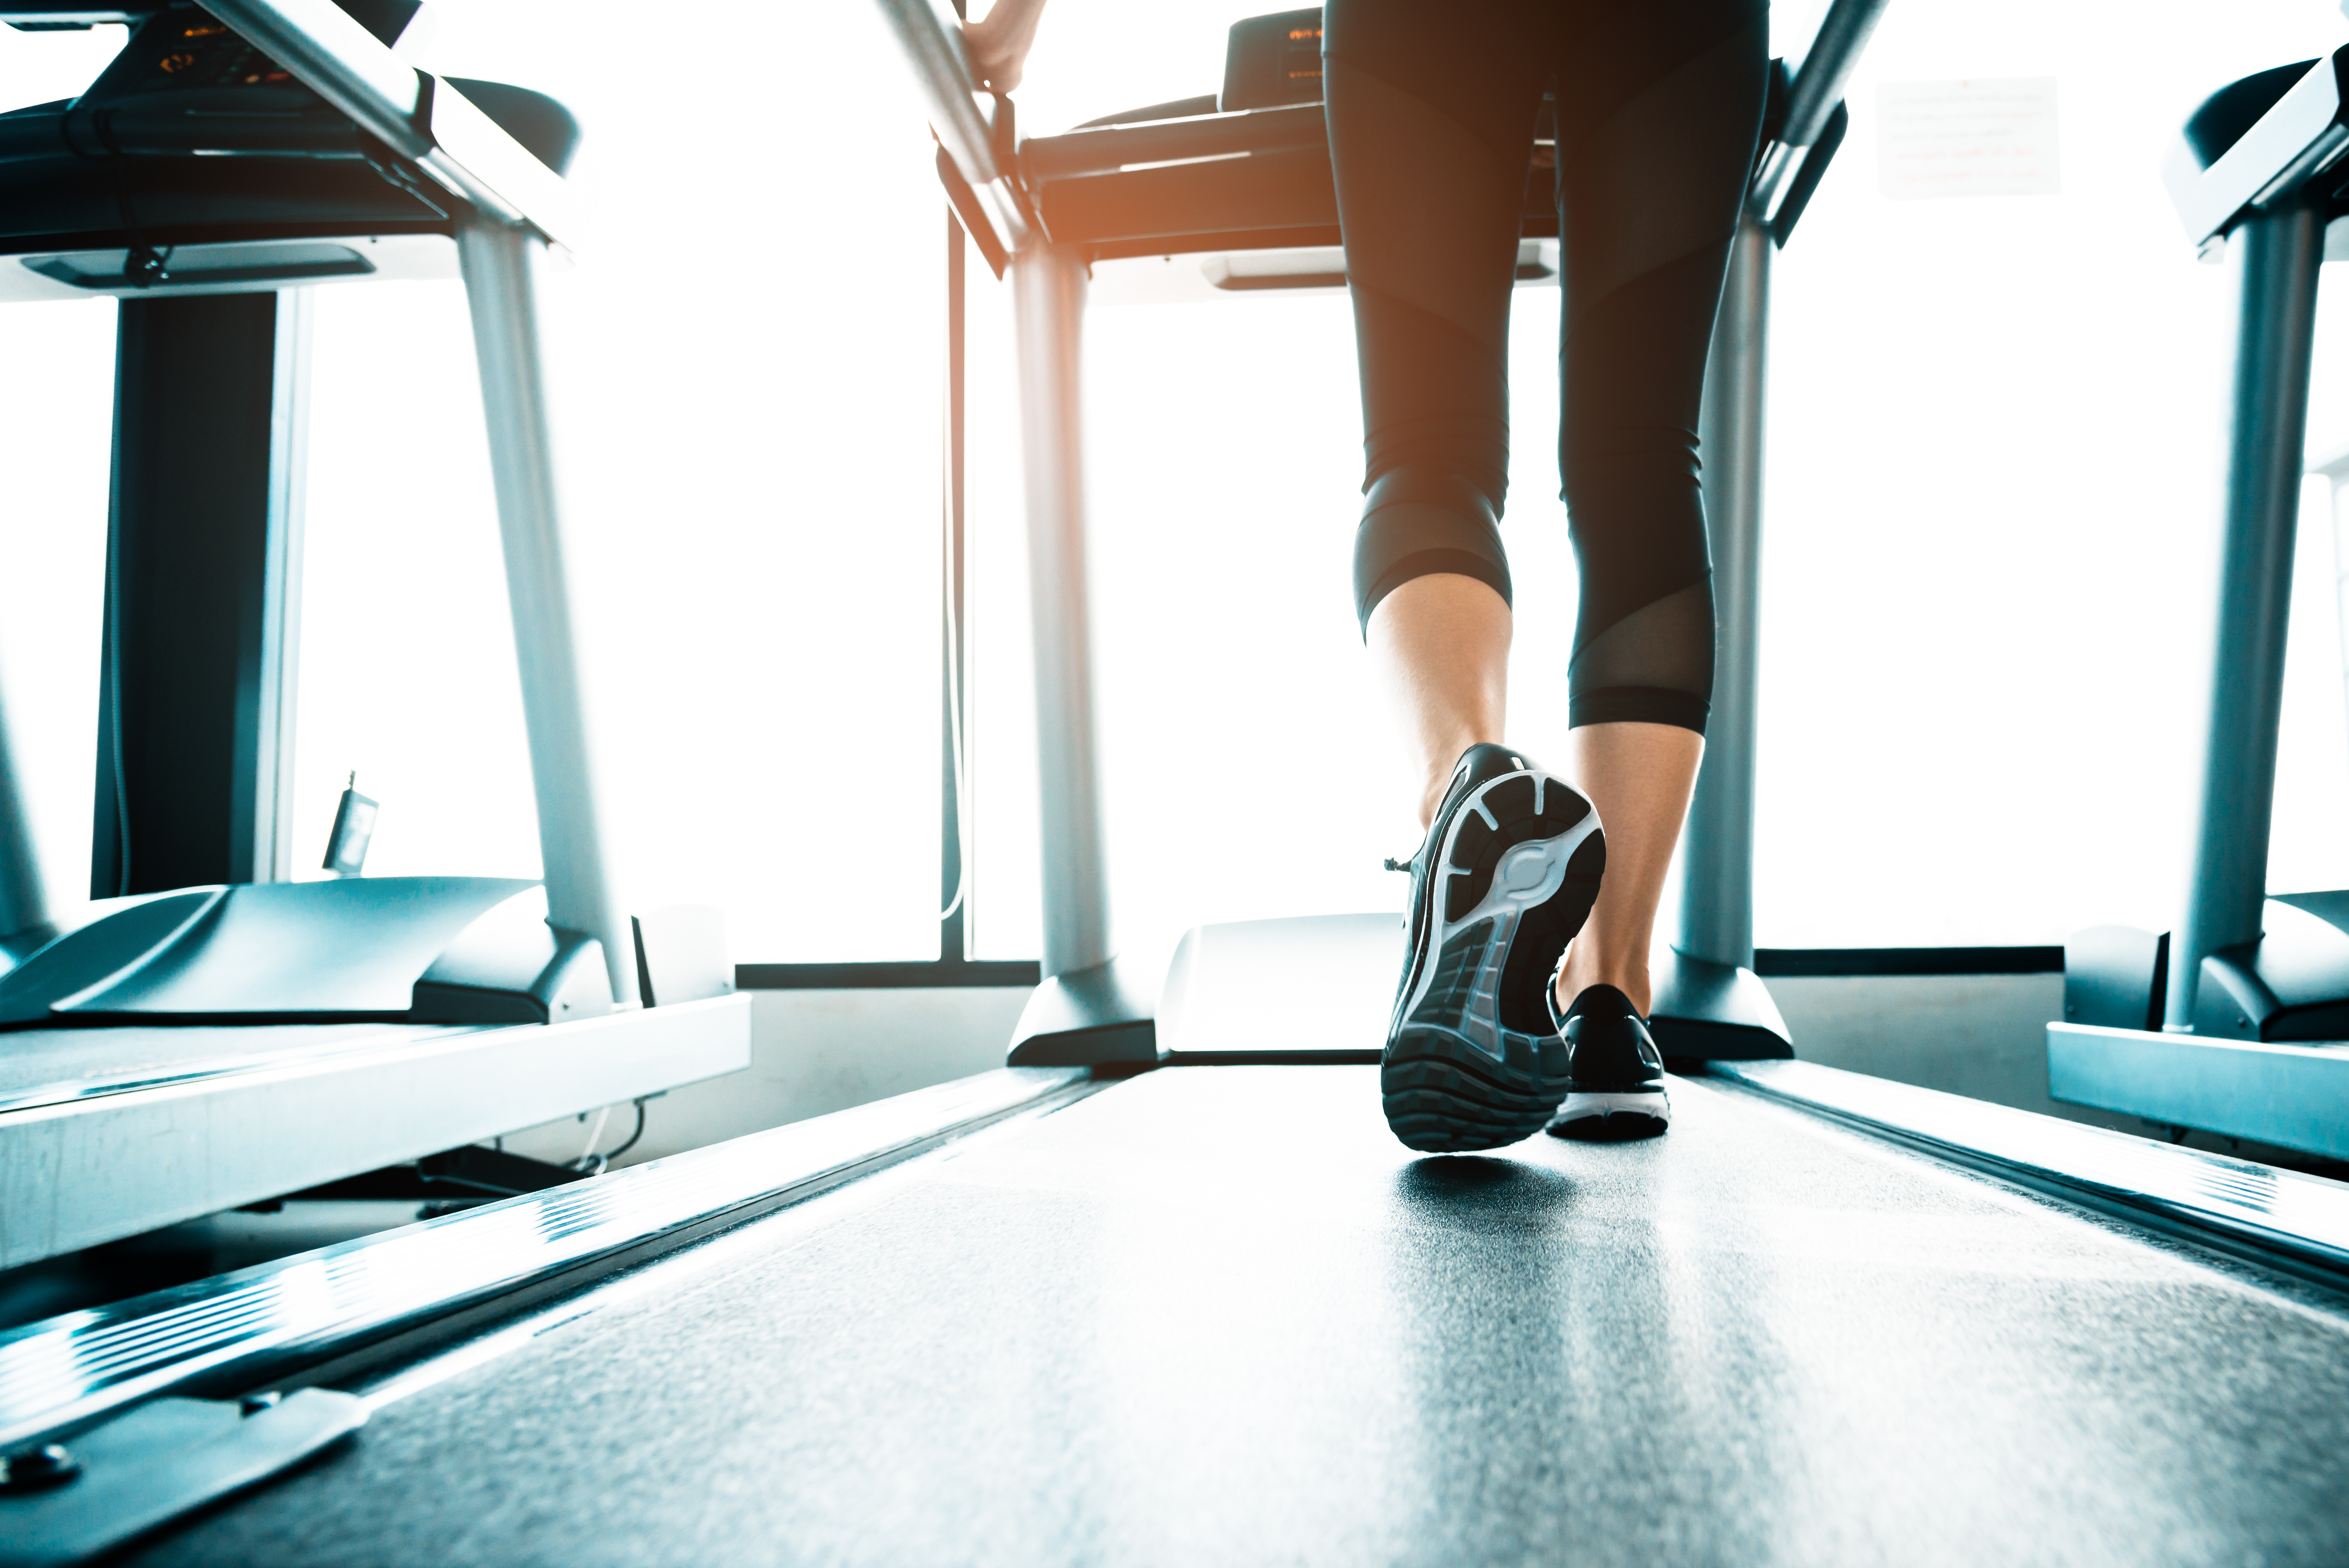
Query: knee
[[1353, 467, 1513, 635]]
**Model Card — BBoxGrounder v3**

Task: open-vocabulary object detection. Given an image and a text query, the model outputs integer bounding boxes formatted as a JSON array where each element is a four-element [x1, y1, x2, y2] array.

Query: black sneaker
[[1544, 982, 1672, 1140], [1381, 743, 1606, 1152]]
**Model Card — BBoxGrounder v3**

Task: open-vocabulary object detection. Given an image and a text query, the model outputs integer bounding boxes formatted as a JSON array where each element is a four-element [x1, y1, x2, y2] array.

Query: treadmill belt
[[131, 1066, 2349, 1566]]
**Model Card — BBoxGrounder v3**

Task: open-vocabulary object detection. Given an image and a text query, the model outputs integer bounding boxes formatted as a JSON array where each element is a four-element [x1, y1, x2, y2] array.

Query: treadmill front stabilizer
[[0, 879, 609, 1030]]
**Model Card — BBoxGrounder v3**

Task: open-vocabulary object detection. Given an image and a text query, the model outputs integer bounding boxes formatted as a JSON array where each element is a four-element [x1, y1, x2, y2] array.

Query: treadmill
[[898, 1, 1865, 1069], [2049, 50, 2349, 1164], [0, 5, 2345, 1564], [0, 0, 751, 1272]]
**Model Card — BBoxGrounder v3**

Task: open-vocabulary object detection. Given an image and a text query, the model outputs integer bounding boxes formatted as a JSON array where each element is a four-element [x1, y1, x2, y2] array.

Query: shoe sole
[[1382, 769, 1604, 1153], [1546, 1090, 1672, 1141]]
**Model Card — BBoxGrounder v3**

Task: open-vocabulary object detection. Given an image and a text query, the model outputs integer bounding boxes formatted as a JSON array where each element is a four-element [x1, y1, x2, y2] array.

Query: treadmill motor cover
[[0, 878, 611, 1030]]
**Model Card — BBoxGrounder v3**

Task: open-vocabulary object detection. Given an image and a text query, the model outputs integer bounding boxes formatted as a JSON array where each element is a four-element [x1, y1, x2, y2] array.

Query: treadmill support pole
[[1651, 212, 1793, 1060], [1004, 242, 1155, 1065], [1681, 216, 1769, 971], [2165, 202, 2326, 1030], [457, 219, 638, 1008], [0, 676, 44, 951]]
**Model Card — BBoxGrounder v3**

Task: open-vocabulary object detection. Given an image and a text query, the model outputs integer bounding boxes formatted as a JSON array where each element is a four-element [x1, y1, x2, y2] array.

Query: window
[[1759, 0, 2349, 943], [0, 27, 132, 909], [289, 0, 950, 960], [968, 0, 2349, 963]]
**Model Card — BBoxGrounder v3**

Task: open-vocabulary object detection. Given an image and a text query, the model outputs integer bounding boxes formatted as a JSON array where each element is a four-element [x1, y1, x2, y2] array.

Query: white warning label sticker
[[1877, 77, 2061, 200]]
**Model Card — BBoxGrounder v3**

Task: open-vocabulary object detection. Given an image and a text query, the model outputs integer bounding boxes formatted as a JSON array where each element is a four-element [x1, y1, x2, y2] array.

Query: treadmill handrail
[[1780, 0, 1893, 150], [2166, 51, 2348, 248], [194, 0, 577, 245], [1748, 0, 1892, 217], [871, 0, 1033, 256]]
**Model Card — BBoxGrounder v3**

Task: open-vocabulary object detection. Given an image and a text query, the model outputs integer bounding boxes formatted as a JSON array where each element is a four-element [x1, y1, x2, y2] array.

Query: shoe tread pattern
[[1383, 763, 1600, 1154]]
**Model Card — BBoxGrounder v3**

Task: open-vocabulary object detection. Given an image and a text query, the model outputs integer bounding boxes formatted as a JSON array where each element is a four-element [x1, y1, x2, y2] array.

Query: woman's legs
[[1367, 573, 1700, 1020], [1337, 0, 1763, 1139], [1540, 5, 1767, 1017]]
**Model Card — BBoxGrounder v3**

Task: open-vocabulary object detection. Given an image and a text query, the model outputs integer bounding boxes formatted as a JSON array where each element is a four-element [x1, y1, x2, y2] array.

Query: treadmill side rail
[[0, 992, 753, 1272], [0, 1391, 366, 1568], [0, 1050, 1061, 1448], [2048, 1021, 2349, 1163], [1731, 1054, 2349, 1274]]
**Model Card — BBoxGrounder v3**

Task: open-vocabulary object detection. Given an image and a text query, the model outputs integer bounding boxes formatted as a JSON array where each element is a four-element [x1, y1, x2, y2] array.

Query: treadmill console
[[55, 5, 363, 160], [1221, 8, 1323, 113]]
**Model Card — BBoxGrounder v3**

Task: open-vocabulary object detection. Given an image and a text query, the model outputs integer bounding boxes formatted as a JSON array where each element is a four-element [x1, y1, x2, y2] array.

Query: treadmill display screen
[[81, 9, 302, 106], [1221, 8, 1324, 113]]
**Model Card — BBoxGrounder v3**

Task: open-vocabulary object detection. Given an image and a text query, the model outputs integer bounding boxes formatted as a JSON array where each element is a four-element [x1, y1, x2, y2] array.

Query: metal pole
[[1676, 214, 1772, 971], [457, 218, 637, 1007], [0, 675, 44, 940], [942, 207, 970, 965], [1780, 0, 1895, 150], [868, 0, 1000, 190], [2166, 202, 2326, 1029], [1010, 242, 1113, 980], [250, 287, 310, 884]]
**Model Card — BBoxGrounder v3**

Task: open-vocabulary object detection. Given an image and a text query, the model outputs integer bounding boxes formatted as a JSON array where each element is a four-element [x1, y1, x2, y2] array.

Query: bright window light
[[973, 0, 2349, 963], [0, 25, 130, 913], [1762, 0, 2349, 944], [288, 0, 948, 960]]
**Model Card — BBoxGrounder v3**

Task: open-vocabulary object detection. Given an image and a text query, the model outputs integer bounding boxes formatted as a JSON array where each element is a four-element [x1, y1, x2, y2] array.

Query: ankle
[[1556, 950, 1651, 1018]]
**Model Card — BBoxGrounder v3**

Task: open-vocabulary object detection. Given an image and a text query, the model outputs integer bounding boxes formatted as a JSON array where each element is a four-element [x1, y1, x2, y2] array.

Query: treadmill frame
[[873, 0, 1891, 1064]]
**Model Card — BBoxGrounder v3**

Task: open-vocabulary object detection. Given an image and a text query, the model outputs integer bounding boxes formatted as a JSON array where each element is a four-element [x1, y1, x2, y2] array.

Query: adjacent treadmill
[[0, 0, 751, 1272], [2050, 50, 2349, 1164]]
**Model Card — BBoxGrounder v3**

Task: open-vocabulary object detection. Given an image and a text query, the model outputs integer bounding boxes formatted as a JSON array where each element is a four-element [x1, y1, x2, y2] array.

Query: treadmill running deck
[[125, 1064, 2349, 1568]]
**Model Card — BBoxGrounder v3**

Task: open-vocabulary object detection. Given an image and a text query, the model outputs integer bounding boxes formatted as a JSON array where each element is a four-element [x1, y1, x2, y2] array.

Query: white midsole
[[1396, 770, 1600, 1064], [1551, 1090, 1673, 1123]]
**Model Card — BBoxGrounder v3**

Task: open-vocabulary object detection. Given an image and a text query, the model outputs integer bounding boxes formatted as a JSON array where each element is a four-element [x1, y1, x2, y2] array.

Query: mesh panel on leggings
[[1566, 579, 1715, 731]]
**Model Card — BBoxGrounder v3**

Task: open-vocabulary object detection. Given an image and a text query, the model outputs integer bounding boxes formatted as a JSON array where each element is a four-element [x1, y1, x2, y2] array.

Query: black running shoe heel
[[1381, 743, 1606, 1153], [1545, 982, 1671, 1141]]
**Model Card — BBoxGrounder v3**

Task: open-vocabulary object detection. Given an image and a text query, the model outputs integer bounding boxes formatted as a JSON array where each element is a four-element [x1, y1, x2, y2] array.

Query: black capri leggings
[[1328, 0, 1769, 734]]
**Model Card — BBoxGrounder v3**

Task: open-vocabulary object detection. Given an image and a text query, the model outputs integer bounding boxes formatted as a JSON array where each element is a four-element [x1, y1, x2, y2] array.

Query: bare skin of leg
[[1366, 573, 1512, 826], [1552, 722, 1702, 1017], [1367, 572, 1704, 1018]]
